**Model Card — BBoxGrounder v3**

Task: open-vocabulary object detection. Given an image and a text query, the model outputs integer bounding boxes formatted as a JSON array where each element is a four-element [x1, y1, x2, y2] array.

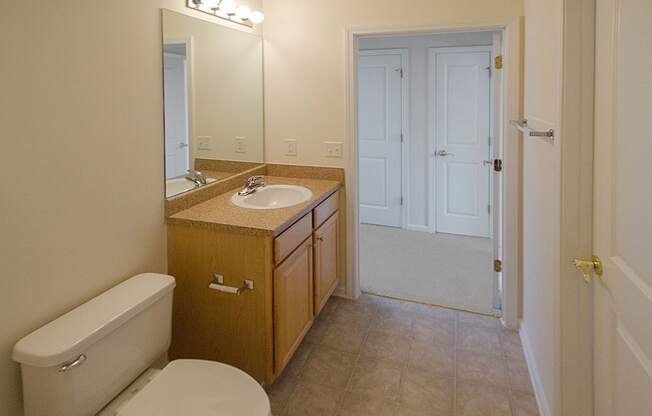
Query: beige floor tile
[[410, 320, 455, 348], [456, 350, 509, 386], [330, 304, 375, 328], [457, 324, 503, 356], [361, 329, 411, 363], [458, 310, 500, 329], [398, 366, 454, 415], [338, 391, 399, 416], [266, 372, 298, 416], [347, 357, 402, 401], [407, 340, 454, 377], [303, 316, 330, 344], [321, 320, 369, 353], [456, 381, 512, 416], [302, 345, 358, 389], [285, 381, 345, 416], [370, 309, 415, 337], [506, 359, 534, 394], [510, 390, 539, 416], [283, 340, 314, 379]]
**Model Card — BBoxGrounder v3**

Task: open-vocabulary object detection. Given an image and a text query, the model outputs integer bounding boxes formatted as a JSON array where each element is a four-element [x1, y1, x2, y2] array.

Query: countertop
[[166, 176, 341, 236]]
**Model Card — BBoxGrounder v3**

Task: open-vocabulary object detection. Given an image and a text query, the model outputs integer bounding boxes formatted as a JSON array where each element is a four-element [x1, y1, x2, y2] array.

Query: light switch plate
[[197, 136, 212, 151], [284, 139, 297, 156], [325, 141, 343, 158], [235, 136, 246, 153]]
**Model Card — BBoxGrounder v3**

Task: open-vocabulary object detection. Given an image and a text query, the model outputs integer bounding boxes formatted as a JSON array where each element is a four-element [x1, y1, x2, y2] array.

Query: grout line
[[453, 310, 459, 416]]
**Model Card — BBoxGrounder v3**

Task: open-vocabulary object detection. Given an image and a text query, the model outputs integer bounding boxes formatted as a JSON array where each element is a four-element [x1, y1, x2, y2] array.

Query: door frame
[[357, 48, 410, 229], [344, 18, 523, 329], [427, 45, 494, 236]]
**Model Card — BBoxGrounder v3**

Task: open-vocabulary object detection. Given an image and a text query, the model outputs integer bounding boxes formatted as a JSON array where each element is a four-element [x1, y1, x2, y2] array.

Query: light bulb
[[249, 10, 264, 24], [219, 0, 236, 15], [204, 0, 219, 9], [236, 5, 252, 20]]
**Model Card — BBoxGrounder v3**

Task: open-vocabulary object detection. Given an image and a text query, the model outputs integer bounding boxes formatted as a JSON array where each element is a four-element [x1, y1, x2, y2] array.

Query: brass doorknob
[[573, 256, 603, 284]]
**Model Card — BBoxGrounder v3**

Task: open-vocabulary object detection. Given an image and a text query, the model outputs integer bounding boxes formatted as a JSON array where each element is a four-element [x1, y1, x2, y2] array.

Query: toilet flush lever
[[59, 354, 87, 372], [209, 274, 254, 295]]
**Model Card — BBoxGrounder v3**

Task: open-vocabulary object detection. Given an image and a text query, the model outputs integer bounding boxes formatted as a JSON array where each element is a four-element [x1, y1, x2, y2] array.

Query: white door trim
[[344, 18, 523, 330], [427, 45, 493, 236], [358, 48, 410, 229]]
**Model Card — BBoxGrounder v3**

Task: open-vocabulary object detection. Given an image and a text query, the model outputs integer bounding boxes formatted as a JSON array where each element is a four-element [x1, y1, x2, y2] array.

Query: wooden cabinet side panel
[[167, 225, 272, 383]]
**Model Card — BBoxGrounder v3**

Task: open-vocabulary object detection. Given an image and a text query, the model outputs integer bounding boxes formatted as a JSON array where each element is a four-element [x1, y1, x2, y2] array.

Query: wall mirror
[[162, 9, 264, 198]]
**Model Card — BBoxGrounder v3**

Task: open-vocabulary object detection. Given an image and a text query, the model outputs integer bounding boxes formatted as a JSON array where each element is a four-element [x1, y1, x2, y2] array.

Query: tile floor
[[266, 294, 539, 416]]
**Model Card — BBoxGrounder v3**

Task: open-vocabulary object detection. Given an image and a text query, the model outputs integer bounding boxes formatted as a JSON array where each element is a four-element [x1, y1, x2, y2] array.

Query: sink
[[231, 185, 313, 209], [165, 177, 215, 198]]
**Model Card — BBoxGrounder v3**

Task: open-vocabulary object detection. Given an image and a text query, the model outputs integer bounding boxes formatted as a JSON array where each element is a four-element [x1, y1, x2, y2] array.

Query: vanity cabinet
[[168, 189, 340, 384]]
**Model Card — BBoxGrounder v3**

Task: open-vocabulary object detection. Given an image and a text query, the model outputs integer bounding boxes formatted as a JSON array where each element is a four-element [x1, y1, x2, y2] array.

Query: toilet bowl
[[12, 273, 271, 416]]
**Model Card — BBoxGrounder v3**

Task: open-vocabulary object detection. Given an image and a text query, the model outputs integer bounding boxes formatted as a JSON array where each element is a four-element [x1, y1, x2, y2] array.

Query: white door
[[163, 51, 189, 179], [593, 0, 652, 413], [358, 50, 404, 227], [431, 48, 491, 237]]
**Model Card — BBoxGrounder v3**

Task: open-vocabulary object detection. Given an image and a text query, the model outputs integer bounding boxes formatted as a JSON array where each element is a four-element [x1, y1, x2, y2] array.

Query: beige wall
[[262, 0, 524, 167], [0, 1, 260, 415]]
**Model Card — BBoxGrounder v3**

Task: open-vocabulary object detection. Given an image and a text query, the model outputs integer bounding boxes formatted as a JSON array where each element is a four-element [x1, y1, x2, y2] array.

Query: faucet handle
[[247, 175, 265, 185]]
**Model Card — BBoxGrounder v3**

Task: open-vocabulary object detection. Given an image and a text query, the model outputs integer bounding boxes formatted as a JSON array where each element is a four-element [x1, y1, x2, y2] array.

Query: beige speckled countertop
[[167, 176, 341, 236]]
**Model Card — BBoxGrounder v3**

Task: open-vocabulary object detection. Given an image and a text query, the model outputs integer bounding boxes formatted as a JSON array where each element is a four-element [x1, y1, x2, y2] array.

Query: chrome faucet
[[238, 175, 266, 196], [185, 169, 207, 186]]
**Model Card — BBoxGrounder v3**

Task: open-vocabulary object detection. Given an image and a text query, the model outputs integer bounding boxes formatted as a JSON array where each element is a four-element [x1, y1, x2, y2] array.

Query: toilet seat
[[116, 359, 271, 416]]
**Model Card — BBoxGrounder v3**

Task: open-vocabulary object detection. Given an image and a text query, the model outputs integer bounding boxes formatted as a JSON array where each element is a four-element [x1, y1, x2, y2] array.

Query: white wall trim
[[345, 18, 522, 330], [520, 323, 553, 416]]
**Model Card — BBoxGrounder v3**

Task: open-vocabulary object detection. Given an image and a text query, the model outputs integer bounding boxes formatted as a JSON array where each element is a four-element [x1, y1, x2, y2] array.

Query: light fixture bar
[[186, 0, 262, 28]]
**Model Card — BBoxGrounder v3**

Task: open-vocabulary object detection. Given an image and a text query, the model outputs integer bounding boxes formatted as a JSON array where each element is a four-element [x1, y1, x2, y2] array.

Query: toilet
[[12, 273, 271, 416]]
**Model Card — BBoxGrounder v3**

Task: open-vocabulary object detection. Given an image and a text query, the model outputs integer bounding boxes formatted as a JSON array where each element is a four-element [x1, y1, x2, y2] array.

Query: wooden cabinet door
[[273, 238, 313, 375], [313, 212, 339, 315]]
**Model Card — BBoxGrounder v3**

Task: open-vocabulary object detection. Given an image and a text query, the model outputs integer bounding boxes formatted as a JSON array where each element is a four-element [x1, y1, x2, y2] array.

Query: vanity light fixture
[[187, 0, 264, 27]]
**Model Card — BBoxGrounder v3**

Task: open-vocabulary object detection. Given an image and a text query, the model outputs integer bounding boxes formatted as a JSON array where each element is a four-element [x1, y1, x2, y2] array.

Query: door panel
[[432, 49, 491, 237], [313, 213, 339, 315], [358, 51, 403, 227], [273, 239, 313, 375], [594, 0, 652, 414], [163, 51, 189, 179]]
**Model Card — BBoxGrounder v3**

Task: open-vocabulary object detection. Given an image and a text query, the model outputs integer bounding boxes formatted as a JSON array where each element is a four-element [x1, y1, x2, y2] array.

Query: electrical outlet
[[284, 139, 297, 156], [325, 141, 343, 158], [234, 136, 247, 154], [197, 136, 212, 151]]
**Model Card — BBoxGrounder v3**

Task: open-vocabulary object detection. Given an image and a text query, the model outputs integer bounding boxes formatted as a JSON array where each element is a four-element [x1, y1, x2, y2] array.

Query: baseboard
[[404, 224, 429, 233], [520, 323, 553, 416]]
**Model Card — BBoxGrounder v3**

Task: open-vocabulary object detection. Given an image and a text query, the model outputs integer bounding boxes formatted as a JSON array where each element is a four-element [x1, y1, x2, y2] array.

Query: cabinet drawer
[[274, 212, 312, 264], [313, 190, 339, 229]]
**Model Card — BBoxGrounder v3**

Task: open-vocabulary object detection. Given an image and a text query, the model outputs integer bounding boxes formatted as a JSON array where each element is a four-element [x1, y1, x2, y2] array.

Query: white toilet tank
[[13, 273, 176, 416]]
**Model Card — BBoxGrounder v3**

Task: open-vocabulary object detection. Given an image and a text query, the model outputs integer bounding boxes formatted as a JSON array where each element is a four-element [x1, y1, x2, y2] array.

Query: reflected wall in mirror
[[162, 9, 264, 198]]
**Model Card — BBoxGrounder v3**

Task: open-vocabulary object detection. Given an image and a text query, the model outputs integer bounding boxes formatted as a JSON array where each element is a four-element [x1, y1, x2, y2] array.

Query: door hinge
[[400, 133, 404, 143], [494, 259, 503, 272], [400, 196, 404, 205], [495, 55, 503, 69], [493, 159, 503, 172], [488, 204, 491, 214], [396, 67, 404, 78]]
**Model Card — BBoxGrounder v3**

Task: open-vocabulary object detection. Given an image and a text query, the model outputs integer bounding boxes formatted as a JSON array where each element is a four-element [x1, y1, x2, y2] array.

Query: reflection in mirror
[[162, 9, 264, 198]]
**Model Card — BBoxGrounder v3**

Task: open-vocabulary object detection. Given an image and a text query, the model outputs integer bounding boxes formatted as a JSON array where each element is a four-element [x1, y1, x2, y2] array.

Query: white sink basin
[[165, 177, 215, 198], [231, 185, 313, 209]]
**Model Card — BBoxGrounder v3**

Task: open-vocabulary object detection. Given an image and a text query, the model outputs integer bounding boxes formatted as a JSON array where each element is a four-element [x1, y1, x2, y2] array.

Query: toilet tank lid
[[12, 273, 175, 368]]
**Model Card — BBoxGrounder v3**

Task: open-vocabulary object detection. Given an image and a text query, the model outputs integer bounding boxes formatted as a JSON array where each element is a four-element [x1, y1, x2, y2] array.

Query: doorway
[[163, 42, 190, 179], [356, 31, 505, 315]]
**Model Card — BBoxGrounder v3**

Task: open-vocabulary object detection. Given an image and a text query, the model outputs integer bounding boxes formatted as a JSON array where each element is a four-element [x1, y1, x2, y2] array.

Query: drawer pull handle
[[209, 274, 254, 295]]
